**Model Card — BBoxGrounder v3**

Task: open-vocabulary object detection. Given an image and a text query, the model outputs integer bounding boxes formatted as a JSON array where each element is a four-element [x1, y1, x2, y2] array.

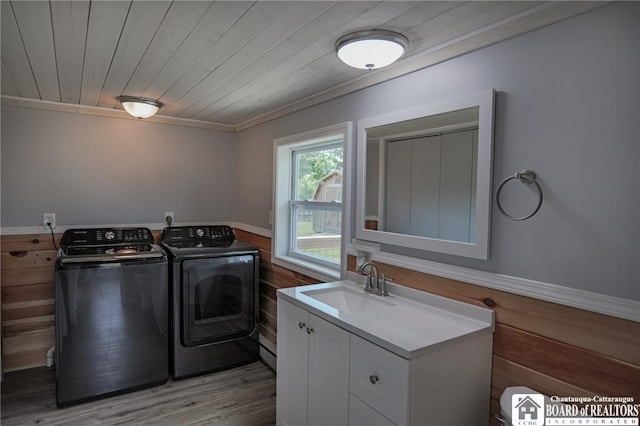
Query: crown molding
[[1, 3, 604, 134], [0, 96, 235, 132], [233, 2, 605, 131]]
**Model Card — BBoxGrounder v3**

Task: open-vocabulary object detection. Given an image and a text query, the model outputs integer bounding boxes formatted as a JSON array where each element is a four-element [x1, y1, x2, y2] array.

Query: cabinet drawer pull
[[306, 327, 314, 334], [298, 322, 306, 329], [369, 374, 379, 384]]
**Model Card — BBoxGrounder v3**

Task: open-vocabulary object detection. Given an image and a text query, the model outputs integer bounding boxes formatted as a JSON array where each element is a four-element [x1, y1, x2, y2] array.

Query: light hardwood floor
[[1, 361, 276, 425]]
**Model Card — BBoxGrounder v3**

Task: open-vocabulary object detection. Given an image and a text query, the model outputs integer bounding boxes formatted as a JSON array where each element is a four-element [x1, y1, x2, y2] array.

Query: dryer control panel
[[161, 225, 235, 243]]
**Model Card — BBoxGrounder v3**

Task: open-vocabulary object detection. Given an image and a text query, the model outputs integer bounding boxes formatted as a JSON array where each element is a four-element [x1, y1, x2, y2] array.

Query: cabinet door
[[349, 394, 396, 426], [307, 313, 350, 426], [350, 335, 410, 425], [276, 299, 310, 426]]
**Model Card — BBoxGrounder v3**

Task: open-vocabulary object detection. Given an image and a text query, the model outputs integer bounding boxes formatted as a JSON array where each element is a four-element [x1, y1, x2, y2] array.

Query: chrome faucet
[[357, 261, 388, 296], [358, 261, 378, 293]]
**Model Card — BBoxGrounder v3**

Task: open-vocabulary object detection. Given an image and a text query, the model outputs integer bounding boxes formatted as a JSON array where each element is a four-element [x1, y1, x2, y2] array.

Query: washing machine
[[160, 225, 260, 379], [54, 227, 168, 406]]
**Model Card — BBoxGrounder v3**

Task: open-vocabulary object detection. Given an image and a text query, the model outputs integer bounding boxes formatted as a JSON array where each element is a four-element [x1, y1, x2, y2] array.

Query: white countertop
[[277, 279, 494, 359]]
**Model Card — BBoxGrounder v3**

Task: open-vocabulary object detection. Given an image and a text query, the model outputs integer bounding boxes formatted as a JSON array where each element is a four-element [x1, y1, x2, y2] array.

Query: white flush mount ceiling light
[[117, 96, 163, 119], [336, 30, 409, 70]]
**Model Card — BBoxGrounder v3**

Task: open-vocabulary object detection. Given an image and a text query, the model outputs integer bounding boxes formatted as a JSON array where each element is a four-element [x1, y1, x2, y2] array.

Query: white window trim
[[272, 122, 352, 282]]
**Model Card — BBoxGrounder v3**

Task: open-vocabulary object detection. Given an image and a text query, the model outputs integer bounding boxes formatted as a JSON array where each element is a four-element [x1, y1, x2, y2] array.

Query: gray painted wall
[[1, 107, 237, 227], [1, 3, 637, 300], [235, 3, 639, 300]]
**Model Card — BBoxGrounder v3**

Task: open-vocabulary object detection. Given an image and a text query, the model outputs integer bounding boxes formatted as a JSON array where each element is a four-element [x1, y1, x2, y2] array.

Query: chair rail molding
[[348, 240, 639, 323]]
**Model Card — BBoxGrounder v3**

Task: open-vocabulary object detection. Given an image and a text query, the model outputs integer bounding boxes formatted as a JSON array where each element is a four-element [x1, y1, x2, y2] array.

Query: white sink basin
[[280, 280, 494, 359], [300, 285, 396, 315]]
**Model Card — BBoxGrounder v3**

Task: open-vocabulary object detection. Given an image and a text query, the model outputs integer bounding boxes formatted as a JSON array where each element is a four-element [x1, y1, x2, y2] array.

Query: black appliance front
[[54, 228, 169, 407], [182, 255, 255, 346], [164, 226, 260, 380], [172, 252, 259, 379]]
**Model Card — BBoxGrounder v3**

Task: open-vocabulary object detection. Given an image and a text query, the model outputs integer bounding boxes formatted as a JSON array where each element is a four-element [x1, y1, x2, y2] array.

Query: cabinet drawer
[[349, 335, 410, 425], [349, 393, 396, 426]]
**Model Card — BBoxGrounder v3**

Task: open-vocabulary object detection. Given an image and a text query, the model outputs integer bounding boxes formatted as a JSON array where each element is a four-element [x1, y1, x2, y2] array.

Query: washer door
[[181, 255, 255, 347], [55, 259, 168, 406]]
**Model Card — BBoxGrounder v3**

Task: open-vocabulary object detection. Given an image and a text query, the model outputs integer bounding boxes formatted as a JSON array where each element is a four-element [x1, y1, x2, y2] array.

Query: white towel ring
[[496, 169, 543, 221]]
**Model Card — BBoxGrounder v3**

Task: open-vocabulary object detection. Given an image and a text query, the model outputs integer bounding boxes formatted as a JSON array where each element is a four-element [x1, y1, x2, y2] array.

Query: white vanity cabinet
[[276, 280, 495, 426], [349, 333, 492, 425], [276, 298, 350, 426]]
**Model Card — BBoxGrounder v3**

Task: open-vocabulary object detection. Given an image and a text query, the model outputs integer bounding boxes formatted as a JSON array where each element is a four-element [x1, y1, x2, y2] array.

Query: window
[[273, 123, 351, 280]]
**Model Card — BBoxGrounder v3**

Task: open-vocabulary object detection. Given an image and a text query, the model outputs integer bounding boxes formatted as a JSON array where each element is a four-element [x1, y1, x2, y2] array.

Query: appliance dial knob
[[195, 228, 205, 237], [105, 231, 115, 240]]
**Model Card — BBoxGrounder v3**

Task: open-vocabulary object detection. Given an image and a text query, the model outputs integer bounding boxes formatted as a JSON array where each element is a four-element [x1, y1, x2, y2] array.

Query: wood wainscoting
[[1, 233, 60, 372], [234, 232, 640, 423], [3, 230, 638, 425], [232, 229, 321, 353], [346, 255, 640, 425]]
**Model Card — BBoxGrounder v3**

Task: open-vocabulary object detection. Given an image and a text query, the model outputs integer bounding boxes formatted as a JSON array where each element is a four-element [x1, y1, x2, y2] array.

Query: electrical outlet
[[43, 213, 56, 229], [164, 212, 174, 226]]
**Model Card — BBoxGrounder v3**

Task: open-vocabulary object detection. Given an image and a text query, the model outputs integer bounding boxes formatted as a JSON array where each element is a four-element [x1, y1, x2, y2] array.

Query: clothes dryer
[[160, 225, 260, 379]]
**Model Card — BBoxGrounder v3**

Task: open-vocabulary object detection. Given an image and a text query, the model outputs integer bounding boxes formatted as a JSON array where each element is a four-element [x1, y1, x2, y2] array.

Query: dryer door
[[181, 254, 256, 347]]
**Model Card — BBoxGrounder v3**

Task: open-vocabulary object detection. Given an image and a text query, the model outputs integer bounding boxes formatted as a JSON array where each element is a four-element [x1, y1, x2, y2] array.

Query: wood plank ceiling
[[1, 1, 603, 131]]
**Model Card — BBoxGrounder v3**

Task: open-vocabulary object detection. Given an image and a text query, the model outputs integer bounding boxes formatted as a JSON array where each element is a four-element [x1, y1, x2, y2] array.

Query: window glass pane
[[274, 124, 349, 278], [294, 145, 343, 201], [291, 204, 341, 265]]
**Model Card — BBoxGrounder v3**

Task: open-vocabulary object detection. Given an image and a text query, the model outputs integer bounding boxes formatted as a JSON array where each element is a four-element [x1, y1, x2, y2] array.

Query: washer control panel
[[60, 227, 154, 246]]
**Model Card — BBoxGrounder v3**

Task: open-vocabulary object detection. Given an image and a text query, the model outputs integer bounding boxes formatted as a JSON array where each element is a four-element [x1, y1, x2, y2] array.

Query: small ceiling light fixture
[[336, 29, 409, 70], [117, 96, 163, 119]]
